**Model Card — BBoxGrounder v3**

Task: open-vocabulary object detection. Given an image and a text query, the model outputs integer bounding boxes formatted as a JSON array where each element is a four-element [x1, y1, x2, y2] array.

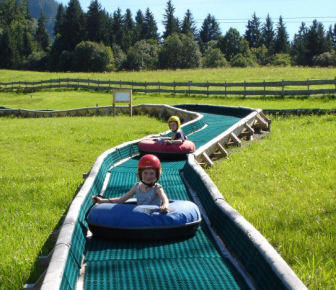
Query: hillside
[[28, 0, 59, 38]]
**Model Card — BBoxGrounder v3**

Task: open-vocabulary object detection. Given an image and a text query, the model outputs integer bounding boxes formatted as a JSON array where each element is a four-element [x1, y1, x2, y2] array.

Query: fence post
[[132, 80, 134, 92], [59, 78, 60, 88], [263, 80, 266, 97], [158, 81, 160, 95], [281, 79, 284, 98], [225, 81, 227, 96], [173, 80, 175, 95], [244, 81, 246, 98], [188, 81, 191, 96], [119, 80, 121, 88], [88, 78, 90, 87], [145, 81, 147, 94], [206, 81, 209, 96], [307, 78, 310, 97], [334, 76, 336, 91]]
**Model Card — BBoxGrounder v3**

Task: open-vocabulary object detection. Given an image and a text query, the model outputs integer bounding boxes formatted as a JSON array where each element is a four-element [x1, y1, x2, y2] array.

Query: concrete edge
[[186, 154, 307, 289]]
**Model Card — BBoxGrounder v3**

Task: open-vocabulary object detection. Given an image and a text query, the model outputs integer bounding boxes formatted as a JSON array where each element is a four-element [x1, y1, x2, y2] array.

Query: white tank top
[[135, 182, 162, 206]]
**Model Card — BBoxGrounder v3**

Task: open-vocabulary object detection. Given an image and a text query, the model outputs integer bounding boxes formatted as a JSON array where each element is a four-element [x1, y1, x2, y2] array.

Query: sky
[[57, 0, 336, 40]]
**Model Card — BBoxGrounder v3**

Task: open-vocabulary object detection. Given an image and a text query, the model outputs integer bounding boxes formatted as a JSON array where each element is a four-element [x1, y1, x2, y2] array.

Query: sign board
[[113, 89, 132, 116]]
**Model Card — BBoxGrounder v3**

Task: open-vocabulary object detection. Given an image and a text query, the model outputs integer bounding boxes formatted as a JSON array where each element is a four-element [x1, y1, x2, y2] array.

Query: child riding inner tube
[[138, 115, 195, 159], [138, 138, 196, 158], [86, 199, 202, 241]]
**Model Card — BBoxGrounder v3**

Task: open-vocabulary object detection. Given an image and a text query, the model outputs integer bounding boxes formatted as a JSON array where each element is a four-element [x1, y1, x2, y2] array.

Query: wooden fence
[[1, 77, 336, 97]]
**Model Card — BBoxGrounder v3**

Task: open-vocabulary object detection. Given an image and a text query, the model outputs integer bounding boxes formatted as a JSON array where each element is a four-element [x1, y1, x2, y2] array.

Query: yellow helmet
[[168, 116, 181, 129]]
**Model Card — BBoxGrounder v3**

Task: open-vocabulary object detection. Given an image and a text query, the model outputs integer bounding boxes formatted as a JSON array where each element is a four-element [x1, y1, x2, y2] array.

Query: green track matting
[[84, 109, 247, 289]]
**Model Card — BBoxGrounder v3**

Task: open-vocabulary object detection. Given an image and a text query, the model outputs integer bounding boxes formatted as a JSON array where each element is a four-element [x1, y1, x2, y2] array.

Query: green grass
[[0, 115, 166, 290], [1, 67, 336, 83], [207, 115, 336, 289], [1, 90, 336, 110]]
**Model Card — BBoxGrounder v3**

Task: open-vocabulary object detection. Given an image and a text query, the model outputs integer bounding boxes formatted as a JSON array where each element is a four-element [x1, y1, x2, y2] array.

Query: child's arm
[[92, 185, 136, 204], [156, 186, 169, 213]]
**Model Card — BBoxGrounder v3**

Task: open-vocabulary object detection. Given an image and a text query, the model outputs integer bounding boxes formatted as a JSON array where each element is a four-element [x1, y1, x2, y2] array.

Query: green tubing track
[[39, 104, 306, 290]]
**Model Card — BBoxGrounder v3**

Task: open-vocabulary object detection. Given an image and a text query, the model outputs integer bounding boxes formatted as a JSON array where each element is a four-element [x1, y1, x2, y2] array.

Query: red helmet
[[138, 154, 161, 180]]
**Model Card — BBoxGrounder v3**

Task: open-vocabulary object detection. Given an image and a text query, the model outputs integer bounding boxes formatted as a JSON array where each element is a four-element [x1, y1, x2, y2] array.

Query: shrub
[[252, 45, 271, 65], [112, 44, 126, 71], [203, 47, 228, 68], [270, 53, 291, 66], [312, 51, 336, 66], [22, 51, 49, 71], [230, 53, 256, 67], [159, 33, 201, 69], [124, 40, 158, 71], [72, 41, 114, 72]]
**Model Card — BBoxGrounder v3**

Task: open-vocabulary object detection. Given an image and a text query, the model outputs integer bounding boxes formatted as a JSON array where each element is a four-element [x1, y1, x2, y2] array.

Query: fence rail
[[1, 77, 336, 97]]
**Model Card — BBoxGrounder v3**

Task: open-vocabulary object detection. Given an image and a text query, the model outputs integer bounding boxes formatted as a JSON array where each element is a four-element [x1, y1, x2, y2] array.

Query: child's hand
[[159, 205, 168, 213], [166, 140, 173, 145], [92, 196, 103, 204]]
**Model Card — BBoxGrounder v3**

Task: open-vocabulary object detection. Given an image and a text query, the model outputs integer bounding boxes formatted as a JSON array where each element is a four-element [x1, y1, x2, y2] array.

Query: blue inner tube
[[87, 199, 202, 241]]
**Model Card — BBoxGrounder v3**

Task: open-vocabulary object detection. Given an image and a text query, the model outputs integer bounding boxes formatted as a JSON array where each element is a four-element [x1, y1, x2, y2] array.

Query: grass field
[[1, 68, 336, 289], [1, 90, 336, 111], [1, 67, 336, 83], [0, 116, 166, 290], [207, 115, 336, 289]]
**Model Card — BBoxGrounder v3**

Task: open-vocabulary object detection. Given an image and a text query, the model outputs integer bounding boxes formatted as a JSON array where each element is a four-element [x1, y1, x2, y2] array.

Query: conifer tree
[[86, 0, 104, 43], [162, 0, 179, 39], [62, 0, 85, 51], [122, 9, 135, 51], [111, 8, 124, 49], [135, 9, 145, 41], [261, 14, 275, 52], [328, 24, 336, 48], [274, 16, 290, 54], [218, 28, 249, 61], [181, 9, 197, 38], [143, 8, 159, 41], [199, 14, 221, 48], [53, 4, 65, 37], [291, 22, 308, 65], [36, 10, 50, 51], [245, 13, 262, 48], [304, 20, 332, 65]]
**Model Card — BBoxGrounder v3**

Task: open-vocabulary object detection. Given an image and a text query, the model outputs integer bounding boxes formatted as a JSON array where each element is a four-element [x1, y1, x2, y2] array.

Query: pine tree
[[135, 9, 145, 41], [261, 14, 275, 52], [86, 0, 104, 43], [305, 20, 332, 65], [291, 22, 308, 65], [111, 8, 124, 49], [199, 14, 221, 44], [274, 16, 290, 54], [328, 24, 336, 48], [245, 13, 262, 48], [122, 9, 135, 51], [143, 8, 158, 41], [62, 0, 85, 51], [218, 28, 249, 61], [162, 0, 179, 39], [36, 10, 50, 51], [54, 4, 65, 37], [181, 9, 197, 38]]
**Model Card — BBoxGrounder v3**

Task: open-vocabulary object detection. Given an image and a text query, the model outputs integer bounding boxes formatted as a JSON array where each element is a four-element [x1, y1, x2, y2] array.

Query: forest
[[0, 0, 335, 72]]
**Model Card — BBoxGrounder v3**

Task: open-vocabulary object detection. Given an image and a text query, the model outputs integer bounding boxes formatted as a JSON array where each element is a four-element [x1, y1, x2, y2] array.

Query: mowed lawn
[[207, 115, 336, 289], [1, 67, 336, 83], [0, 115, 166, 289], [1, 89, 336, 111]]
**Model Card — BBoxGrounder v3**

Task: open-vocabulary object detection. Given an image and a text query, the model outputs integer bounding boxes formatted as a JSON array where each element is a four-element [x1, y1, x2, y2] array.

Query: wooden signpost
[[113, 89, 132, 116]]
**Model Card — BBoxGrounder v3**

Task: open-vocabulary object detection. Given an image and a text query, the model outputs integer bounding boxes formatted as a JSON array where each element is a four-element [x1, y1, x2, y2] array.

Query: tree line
[[1, 0, 336, 72]]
